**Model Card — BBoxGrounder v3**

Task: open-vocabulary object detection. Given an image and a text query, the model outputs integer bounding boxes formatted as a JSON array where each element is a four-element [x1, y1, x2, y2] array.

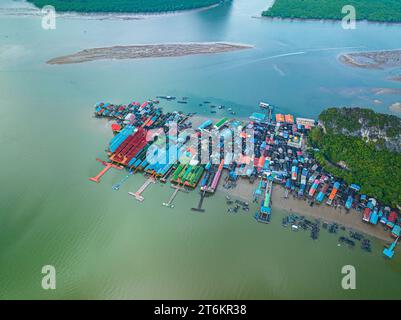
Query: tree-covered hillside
[[319, 107, 401, 152], [309, 108, 401, 207], [28, 0, 222, 13], [263, 0, 401, 23]]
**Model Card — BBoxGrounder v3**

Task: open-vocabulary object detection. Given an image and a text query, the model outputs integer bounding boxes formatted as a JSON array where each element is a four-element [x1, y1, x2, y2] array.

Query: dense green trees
[[320, 107, 401, 137], [262, 0, 401, 23], [318, 107, 401, 155], [310, 107, 401, 206], [309, 127, 401, 207], [28, 0, 221, 13]]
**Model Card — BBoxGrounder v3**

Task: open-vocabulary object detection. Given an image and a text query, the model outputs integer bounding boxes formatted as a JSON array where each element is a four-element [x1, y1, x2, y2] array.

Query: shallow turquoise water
[[0, 0, 400, 299]]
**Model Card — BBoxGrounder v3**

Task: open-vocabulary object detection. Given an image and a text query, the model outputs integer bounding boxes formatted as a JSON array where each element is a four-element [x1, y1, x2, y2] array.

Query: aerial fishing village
[[90, 97, 400, 259]]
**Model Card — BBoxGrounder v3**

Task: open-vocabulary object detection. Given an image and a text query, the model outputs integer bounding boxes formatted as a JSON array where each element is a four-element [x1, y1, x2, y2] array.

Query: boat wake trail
[[219, 46, 366, 71], [258, 51, 307, 61], [219, 51, 306, 71], [307, 46, 366, 52]]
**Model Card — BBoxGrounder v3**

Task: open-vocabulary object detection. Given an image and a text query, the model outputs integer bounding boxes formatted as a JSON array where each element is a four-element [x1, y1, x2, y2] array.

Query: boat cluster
[[282, 214, 320, 240], [226, 196, 249, 213], [282, 214, 373, 252], [337, 236, 372, 252]]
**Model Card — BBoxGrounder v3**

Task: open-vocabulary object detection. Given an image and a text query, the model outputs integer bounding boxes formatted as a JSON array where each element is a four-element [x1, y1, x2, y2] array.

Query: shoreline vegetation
[[46, 42, 253, 65], [26, 0, 223, 13], [310, 108, 401, 207], [339, 50, 401, 69], [262, 0, 401, 24]]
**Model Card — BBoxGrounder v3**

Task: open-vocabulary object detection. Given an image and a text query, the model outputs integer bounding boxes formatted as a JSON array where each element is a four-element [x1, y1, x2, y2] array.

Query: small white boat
[[259, 101, 270, 109]]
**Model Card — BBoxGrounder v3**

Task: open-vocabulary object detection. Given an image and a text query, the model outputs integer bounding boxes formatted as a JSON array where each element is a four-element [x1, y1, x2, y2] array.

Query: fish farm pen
[[90, 98, 400, 259]]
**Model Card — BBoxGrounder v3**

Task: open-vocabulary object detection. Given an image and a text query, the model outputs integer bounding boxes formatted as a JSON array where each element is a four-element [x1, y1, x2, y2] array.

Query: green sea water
[[0, 0, 400, 299]]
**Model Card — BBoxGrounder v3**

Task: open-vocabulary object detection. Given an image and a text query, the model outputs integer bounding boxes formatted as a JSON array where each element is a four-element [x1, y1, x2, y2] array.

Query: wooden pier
[[89, 158, 123, 183], [191, 191, 206, 212], [163, 185, 187, 208], [112, 170, 133, 190], [128, 177, 155, 202]]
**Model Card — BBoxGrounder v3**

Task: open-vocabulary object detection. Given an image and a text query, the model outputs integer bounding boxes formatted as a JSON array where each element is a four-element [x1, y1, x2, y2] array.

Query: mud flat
[[47, 42, 253, 65], [339, 49, 401, 69], [226, 178, 392, 242]]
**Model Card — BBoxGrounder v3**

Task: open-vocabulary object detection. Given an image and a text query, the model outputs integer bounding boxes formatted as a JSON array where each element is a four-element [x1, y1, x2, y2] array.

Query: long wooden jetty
[[191, 191, 206, 212], [163, 185, 187, 208], [89, 158, 123, 183], [128, 177, 155, 202]]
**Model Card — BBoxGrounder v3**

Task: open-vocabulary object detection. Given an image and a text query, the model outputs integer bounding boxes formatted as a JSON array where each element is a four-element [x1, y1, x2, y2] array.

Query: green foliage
[[320, 107, 401, 135], [309, 126, 324, 148], [319, 107, 361, 133], [309, 127, 401, 207], [318, 107, 401, 153], [262, 0, 401, 23], [28, 0, 221, 13]]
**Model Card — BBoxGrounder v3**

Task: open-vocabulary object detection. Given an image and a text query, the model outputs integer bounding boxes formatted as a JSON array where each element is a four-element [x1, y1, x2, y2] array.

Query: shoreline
[[224, 177, 393, 242], [338, 53, 374, 69], [338, 49, 401, 70], [46, 42, 254, 65], [256, 15, 401, 26], [4, 1, 220, 20]]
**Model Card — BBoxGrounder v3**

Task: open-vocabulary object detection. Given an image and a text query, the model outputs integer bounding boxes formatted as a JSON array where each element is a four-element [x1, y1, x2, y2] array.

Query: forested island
[[27, 0, 222, 13], [262, 0, 401, 23], [309, 107, 401, 207]]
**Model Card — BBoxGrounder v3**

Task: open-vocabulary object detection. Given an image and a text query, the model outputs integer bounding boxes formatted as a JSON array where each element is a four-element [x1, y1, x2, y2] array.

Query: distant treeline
[[28, 0, 222, 13], [262, 0, 401, 23]]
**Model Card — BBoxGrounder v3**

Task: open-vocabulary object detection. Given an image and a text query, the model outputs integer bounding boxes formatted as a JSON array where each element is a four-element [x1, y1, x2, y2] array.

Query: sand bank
[[47, 42, 253, 65], [225, 177, 392, 242], [339, 49, 401, 69]]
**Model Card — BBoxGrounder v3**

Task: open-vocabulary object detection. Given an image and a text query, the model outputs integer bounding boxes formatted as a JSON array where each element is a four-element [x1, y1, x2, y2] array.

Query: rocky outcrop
[[318, 107, 401, 153]]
